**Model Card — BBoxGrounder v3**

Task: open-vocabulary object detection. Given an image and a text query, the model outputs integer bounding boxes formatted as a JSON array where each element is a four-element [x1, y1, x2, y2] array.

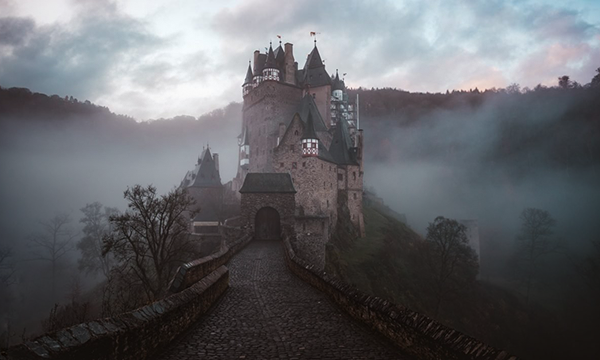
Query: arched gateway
[[239, 173, 296, 240], [254, 207, 280, 240]]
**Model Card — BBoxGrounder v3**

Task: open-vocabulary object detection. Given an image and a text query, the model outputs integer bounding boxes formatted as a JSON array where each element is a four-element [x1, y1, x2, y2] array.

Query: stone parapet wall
[[5, 267, 229, 360], [169, 234, 252, 293], [281, 232, 518, 360]]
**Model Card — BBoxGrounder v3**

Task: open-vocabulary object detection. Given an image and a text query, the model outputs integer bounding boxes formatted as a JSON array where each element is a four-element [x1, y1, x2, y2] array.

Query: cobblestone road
[[154, 240, 410, 359]]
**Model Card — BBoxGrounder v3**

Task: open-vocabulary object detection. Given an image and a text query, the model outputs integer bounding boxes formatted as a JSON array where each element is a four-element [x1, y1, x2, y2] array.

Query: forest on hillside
[[1, 75, 599, 358]]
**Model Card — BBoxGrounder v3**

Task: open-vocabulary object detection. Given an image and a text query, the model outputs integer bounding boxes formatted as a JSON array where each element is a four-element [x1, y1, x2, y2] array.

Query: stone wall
[[6, 267, 229, 360], [240, 192, 295, 230], [273, 117, 338, 226], [281, 231, 519, 360], [169, 234, 251, 293], [243, 81, 302, 173], [5, 232, 253, 360], [293, 216, 329, 270]]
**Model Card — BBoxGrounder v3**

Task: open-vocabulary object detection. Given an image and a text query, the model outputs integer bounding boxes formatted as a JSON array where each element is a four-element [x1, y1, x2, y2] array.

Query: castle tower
[[301, 113, 319, 157], [243, 62, 253, 96], [262, 43, 280, 82]]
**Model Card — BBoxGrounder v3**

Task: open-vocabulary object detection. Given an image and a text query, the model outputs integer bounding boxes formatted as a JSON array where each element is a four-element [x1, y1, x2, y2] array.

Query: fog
[[0, 104, 241, 338], [360, 90, 600, 279], [1, 88, 599, 345]]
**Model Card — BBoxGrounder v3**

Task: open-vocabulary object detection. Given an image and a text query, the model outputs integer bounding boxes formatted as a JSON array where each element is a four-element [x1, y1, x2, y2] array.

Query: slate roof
[[244, 62, 253, 85], [301, 112, 318, 140], [301, 45, 331, 87], [329, 119, 358, 165], [265, 44, 278, 70], [190, 148, 222, 188], [332, 70, 345, 91], [274, 44, 285, 68], [239, 173, 296, 193], [295, 94, 328, 132]]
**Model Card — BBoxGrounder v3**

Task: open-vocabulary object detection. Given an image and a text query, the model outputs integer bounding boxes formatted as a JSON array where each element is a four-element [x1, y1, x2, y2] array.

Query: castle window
[[338, 173, 343, 181], [312, 93, 316, 99], [294, 130, 298, 136], [330, 183, 332, 188], [353, 192, 357, 200], [353, 172, 356, 180], [321, 164, 323, 169], [292, 162, 297, 169], [302, 162, 306, 168], [280, 162, 284, 168], [326, 200, 329, 208]]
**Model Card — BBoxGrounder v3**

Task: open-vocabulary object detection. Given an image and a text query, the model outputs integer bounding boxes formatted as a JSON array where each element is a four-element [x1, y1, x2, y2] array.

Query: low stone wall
[[5, 232, 253, 360], [6, 266, 229, 360], [169, 234, 251, 293], [281, 232, 519, 360]]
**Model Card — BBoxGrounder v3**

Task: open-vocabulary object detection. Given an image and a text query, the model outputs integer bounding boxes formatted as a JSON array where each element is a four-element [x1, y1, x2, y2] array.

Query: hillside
[[327, 193, 588, 359]]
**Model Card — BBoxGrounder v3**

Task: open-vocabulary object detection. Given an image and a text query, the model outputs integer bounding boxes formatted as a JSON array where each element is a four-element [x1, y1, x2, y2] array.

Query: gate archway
[[254, 207, 281, 240]]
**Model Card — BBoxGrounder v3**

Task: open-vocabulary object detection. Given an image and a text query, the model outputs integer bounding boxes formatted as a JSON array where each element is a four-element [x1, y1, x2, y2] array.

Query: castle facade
[[232, 40, 365, 265]]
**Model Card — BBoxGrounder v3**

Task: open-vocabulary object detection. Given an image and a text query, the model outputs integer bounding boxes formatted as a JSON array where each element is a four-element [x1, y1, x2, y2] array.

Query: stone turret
[[301, 113, 319, 157], [243, 61, 253, 96], [263, 43, 280, 82]]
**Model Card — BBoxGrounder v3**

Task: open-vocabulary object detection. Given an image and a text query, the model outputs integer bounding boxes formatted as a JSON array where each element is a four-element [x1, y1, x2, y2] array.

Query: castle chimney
[[253, 50, 260, 73], [284, 43, 296, 85], [213, 153, 219, 172]]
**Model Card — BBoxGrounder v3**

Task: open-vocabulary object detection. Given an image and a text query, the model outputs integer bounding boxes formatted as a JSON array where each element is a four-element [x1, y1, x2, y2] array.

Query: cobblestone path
[[154, 240, 410, 359]]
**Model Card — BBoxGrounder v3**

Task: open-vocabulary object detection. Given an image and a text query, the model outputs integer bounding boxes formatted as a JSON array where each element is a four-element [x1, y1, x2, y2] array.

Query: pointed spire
[[305, 44, 324, 70], [302, 112, 318, 140], [244, 61, 253, 85], [265, 43, 277, 69], [332, 68, 345, 91]]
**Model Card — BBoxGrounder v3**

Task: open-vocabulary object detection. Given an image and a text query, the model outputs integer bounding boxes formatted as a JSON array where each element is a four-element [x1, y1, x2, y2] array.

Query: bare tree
[[77, 202, 118, 279], [28, 214, 76, 301], [511, 208, 559, 305], [0, 246, 16, 287], [103, 185, 197, 304], [424, 216, 478, 317]]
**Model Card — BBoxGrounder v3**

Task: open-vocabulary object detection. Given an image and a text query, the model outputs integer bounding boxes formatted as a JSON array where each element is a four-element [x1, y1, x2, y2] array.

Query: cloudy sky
[[1, 0, 599, 120]]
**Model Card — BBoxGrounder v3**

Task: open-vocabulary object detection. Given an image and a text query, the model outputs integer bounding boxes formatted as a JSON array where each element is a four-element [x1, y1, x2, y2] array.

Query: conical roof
[[329, 120, 358, 165], [332, 70, 345, 91], [301, 112, 318, 140], [305, 45, 324, 69], [264, 43, 278, 69], [301, 44, 331, 87], [244, 62, 253, 85], [190, 147, 222, 188]]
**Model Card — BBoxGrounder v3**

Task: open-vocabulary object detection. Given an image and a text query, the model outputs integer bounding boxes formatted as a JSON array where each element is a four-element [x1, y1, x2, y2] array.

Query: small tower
[[332, 69, 344, 100], [301, 113, 319, 157], [243, 61, 253, 96], [262, 43, 280, 82]]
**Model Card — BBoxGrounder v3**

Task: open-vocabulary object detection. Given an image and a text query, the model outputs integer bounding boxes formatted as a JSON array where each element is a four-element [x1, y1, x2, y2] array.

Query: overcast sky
[[1, 0, 599, 120]]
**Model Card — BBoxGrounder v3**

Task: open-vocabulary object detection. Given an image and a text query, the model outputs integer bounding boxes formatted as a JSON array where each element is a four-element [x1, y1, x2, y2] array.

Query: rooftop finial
[[310, 31, 318, 46]]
